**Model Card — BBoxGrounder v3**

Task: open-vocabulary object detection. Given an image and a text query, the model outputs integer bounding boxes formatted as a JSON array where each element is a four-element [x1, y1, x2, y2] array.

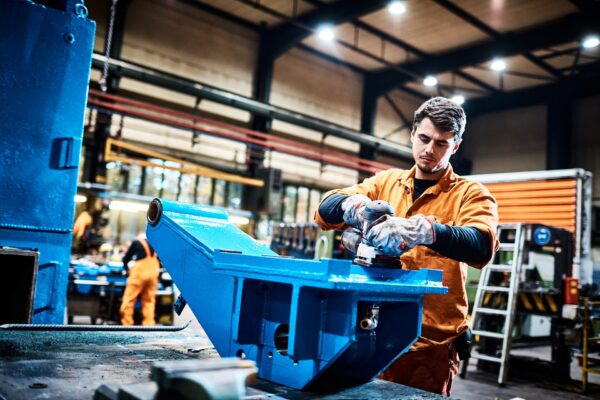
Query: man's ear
[[451, 138, 462, 155]]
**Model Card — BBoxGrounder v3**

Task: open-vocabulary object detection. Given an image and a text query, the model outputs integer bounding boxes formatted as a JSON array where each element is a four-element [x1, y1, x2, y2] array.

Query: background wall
[[462, 105, 547, 174]]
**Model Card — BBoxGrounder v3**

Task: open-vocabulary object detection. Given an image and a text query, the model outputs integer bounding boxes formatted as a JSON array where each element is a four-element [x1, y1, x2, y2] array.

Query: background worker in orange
[[315, 97, 499, 396], [120, 233, 160, 325]]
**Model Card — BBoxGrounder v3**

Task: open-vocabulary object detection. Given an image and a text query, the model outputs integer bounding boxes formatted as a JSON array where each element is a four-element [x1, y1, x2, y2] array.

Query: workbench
[[0, 327, 448, 399]]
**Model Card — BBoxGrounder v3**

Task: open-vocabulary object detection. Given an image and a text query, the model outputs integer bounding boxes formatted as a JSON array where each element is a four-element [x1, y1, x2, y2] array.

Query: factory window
[[213, 179, 226, 207], [296, 187, 309, 223], [197, 176, 212, 205], [228, 182, 242, 209], [126, 164, 143, 195], [106, 162, 125, 191], [178, 174, 196, 204], [143, 159, 164, 198], [283, 186, 297, 223], [160, 161, 180, 200]]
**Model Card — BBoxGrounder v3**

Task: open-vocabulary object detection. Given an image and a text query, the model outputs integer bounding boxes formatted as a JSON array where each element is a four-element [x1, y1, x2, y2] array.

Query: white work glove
[[341, 194, 372, 230], [366, 214, 435, 257]]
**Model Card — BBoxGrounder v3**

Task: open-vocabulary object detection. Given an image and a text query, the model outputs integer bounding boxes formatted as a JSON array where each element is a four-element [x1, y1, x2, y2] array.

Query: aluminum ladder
[[460, 223, 526, 385]]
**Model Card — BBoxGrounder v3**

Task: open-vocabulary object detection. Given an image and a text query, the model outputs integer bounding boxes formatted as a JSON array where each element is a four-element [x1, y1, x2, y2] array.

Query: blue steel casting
[[147, 199, 447, 390], [0, 0, 95, 323]]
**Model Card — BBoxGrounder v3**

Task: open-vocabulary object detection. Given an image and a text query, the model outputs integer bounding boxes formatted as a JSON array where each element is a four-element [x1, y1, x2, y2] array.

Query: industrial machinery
[[470, 223, 577, 383], [146, 198, 447, 390], [0, 0, 95, 323], [67, 260, 174, 325]]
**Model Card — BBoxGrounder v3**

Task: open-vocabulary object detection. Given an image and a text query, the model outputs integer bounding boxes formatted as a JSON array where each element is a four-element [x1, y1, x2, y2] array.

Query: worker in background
[[119, 233, 160, 325], [314, 97, 498, 396], [72, 197, 109, 254]]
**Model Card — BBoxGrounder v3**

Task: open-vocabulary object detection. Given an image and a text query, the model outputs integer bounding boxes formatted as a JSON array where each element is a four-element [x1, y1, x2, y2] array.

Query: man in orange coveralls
[[119, 233, 160, 325], [314, 97, 499, 396]]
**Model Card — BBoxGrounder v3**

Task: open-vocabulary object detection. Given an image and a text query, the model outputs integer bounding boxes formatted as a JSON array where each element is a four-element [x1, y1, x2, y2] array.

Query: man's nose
[[424, 140, 435, 153]]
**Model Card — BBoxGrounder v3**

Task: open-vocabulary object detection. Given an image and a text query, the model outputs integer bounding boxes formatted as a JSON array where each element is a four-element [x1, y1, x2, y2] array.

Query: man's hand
[[341, 194, 372, 230], [366, 214, 435, 256]]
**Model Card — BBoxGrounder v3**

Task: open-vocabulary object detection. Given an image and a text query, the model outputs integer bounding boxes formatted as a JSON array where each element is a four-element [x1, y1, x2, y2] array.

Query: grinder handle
[[363, 200, 394, 227]]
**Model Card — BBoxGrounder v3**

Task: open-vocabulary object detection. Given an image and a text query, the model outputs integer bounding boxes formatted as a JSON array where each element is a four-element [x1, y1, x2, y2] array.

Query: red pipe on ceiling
[[87, 89, 403, 175]]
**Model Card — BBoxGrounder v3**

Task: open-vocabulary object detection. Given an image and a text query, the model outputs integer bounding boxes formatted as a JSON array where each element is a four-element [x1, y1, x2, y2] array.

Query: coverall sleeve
[[456, 182, 499, 269], [314, 170, 390, 231]]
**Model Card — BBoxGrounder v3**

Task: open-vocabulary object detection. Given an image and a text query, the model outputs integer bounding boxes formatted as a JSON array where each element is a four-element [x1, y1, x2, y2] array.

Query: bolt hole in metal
[[274, 323, 289, 356], [63, 33, 75, 44], [360, 305, 379, 330], [73, 3, 88, 18], [236, 349, 246, 359], [147, 199, 162, 226]]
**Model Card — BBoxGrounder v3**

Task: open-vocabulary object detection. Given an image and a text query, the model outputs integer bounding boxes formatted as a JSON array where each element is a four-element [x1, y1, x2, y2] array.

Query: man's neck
[[414, 165, 447, 181]]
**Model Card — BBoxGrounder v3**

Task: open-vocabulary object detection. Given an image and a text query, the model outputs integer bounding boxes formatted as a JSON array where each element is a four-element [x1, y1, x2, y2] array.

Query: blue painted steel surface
[[0, 1, 95, 323], [148, 199, 448, 390]]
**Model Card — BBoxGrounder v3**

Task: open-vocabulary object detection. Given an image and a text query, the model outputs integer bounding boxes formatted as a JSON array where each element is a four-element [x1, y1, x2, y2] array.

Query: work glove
[[341, 194, 372, 230], [366, 214, 435, 257]]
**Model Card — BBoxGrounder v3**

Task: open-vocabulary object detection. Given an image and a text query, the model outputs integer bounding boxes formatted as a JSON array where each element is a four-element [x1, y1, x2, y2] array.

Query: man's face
[[411, 117, 461, 175]]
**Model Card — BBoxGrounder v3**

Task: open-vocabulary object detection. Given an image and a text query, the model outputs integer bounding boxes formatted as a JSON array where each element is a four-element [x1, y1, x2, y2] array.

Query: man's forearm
[[428, 224, 491, 264], [317, 193, 348, 224]]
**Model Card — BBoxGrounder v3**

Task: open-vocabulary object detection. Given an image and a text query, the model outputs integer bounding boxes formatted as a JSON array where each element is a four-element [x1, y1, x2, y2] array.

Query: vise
[[0, 0, 95, 323], [147, 199, 447, 390]]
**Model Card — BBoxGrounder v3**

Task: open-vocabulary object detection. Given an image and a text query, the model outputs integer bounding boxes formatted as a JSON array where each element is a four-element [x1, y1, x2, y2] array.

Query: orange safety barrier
[[486, 179, 577, 233]]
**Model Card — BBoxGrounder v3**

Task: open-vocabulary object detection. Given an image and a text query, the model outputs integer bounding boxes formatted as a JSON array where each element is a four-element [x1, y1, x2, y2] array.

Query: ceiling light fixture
[[582, 35, 600, 49], [317, 25, 335, 41], [490, 58, 506, 72], [388, 1, 406, 15], [423, 76, 438, 87], [451, 95, 465, 105]]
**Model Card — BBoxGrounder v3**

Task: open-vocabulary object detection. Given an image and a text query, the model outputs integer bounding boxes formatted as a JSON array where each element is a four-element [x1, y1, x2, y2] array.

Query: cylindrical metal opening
[[274, 323, 289, 355], [147, 199, 162, 226]]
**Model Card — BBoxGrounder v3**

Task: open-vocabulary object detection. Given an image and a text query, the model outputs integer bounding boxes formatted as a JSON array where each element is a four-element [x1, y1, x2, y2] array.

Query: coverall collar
[[398, 164, 458, 195]]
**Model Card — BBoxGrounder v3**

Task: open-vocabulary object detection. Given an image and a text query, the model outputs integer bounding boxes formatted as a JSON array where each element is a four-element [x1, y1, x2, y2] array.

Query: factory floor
[[0, 308, 597, 400]]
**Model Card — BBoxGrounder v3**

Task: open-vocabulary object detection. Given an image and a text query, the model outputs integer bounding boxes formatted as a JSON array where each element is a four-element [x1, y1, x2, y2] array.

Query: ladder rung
[[486, 264, 512, 272], [481, 285, 511, 293], [498, 243, 516, 251], [470, 352, 502, 363], [476, 307, 508, 315], [472, 329, 505, 339]]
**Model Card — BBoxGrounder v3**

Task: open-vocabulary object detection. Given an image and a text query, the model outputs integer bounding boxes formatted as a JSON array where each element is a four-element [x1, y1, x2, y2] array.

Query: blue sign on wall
[[533, 226, 552, 246]]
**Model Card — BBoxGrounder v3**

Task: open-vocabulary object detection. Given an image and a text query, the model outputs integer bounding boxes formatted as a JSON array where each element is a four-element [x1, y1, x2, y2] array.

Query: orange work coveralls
[[119, 239, 160, 326], [315, 164, 498, 396]]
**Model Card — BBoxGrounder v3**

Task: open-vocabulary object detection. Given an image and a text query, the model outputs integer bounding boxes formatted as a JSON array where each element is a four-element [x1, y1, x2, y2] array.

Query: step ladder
[[460, 223, 526, 385]]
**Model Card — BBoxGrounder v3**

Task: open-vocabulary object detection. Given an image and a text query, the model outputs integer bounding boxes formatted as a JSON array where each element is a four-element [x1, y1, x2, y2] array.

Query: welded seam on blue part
[[0, 223, 71, 233]]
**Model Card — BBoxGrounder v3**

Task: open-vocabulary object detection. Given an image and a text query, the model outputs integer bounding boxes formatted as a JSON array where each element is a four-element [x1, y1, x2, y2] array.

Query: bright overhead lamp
[[582, 35, 600, 49], [490, 58, 506, 72], [423, 75, 438, 87], [317, 25, 335, 41], [388, 1, 406, 15], [451, 95, 465, 105]]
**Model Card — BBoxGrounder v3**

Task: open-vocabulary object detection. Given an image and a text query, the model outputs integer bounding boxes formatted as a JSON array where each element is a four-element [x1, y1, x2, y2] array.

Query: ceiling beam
[[464, 60, 600, 117], [370, 12, 597, 95], [265, 0, 388, 59], [432, 0, 561, 79]]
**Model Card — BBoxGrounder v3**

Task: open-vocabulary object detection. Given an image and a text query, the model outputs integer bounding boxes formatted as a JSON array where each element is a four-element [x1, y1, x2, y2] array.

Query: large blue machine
[[147, 199, 447, 390], [0, 0, 95, 323]]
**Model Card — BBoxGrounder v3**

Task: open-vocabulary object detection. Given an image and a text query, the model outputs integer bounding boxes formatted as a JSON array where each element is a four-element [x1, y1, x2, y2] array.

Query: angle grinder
[[341, 200, 402, 268]]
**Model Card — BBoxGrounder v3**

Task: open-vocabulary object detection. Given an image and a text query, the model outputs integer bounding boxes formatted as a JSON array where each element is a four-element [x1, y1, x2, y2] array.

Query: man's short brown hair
[[412, 97, 466, 140]]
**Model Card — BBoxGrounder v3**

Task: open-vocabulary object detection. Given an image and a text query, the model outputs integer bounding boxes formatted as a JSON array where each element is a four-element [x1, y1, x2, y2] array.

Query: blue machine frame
[[147, 199, 447, 390], [0, 0, 95, 323]]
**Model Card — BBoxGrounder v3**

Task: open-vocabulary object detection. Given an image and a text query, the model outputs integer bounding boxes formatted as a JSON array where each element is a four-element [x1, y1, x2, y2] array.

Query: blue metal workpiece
[[147, 199, 447, 390], [0, 0, 95, 323]]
